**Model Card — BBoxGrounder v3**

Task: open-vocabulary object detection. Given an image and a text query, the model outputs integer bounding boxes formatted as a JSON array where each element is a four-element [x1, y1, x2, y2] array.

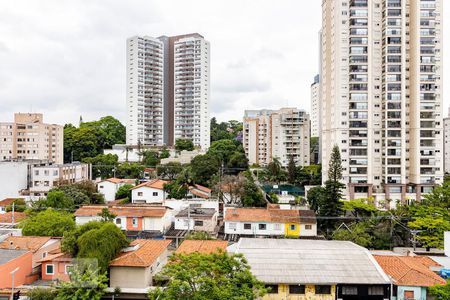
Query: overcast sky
[[0, 1, 448, 125]]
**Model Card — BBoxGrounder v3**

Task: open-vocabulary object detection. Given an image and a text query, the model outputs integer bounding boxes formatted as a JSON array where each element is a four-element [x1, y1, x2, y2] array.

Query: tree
[[55, 264, 108, 300], [190, 154, 220, 186], [215, 175, 246, 205], [164, 181, 189, 200], [115, 184, 133, 201], [207, 139, 238, 165], [27, 287, 57, 300], [429, 281, 450, 299], [83, 153, 119, 179], [242, 178, 265, 207], [227, 151, 249, 172], [175, 139, 194, 152], [5, 198, 27, 212], [142, 150, 160, 167], [62, 221, 128, 272], [21, 209, 75, 237], [160, 147, 170, 159], [287, 156, 296, 184], [116, 162, 144, 179], [306, 186, 326, 213], [422, 182, 450, 209], [210, 118, 243, 143], [319, 145, 345, 234], [408, 205, 450, 249], [97, 208, 117, 222], [332, 222, 373, 248], [148, 251, 266, 300], [157, 162, 183, 180], [264, 158, 286, 184], [343, 198, 377, 218]]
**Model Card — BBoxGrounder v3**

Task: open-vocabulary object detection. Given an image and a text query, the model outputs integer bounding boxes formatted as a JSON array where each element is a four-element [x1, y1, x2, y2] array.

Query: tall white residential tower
[[320, 0, 443, 204]]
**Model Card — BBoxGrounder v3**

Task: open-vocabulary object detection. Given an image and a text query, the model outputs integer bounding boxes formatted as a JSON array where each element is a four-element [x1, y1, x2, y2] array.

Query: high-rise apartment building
[[320, 0, 443, 203], [0, 113, 63, 164], [444, 108, 450, 174], [126, 33, 210, 149], [310, 74, 321, 138], [243, 108, 310, 167]]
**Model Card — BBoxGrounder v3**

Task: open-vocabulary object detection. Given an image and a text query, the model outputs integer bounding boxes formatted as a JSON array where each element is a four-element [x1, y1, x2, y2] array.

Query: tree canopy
[[149, 251, 266, 300], [175, 139, 195, 152], [21, 209, 75, 237]]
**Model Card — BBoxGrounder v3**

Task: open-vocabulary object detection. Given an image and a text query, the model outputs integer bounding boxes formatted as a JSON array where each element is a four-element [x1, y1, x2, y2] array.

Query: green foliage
[[115, 184, 133, 201], [5, 198, 27, 212], [160, 148, 170, 159], [55, 265, 108, 300], [164, 181, 189, 200], [408, 205, 450, 249], [21, 209, 75, 237], [428, 281, 450, 299], [116, 162, 144, 179], [142, 150, 160, 167], [332, 222, 373, 248], [227, 150, 249, 171], [287, 156, 296, 184], [210, 118, 243, 143], [83, 153, 119, 179], [175, 139, 195, 152], [64, 116, 125, 163], [342, 198, 377, 218], [268, 192, 279, 204], [207, 139, 238, 164], [262, 158, 286, 184], [97, 208, 117, 222], [27, 287, 57, 300], [306, 186, 325, 213], [328, 145, 342, 182], [185, 231, 214, 240], [157, 162, 183, 180], [190, 154, 220, 186], [319, 180, 345, 234], [242, 177, 265, 207], [422, 182, 450, 209], [62, 221, 128, 272], [148, 251, 266, 300]]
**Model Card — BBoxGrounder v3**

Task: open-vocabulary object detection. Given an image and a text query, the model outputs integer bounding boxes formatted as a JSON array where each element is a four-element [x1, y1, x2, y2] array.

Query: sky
[[0, 1, 448, 125]]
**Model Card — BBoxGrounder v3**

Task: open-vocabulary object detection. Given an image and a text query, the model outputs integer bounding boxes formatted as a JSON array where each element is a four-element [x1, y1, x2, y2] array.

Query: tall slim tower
[[126, 34, 210, 149], [320, 0, 443, 203], [126, 36, 164, 146]]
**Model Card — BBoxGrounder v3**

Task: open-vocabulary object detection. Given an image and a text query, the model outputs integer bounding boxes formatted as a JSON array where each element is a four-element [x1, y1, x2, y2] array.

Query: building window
[[46, 264, 54, 275], [342, 286, 358, 295], [65, 264, 73, 275], [99, 185, 104, 189], [305, 224, 312, 230], [315, 285, 331, 294], [259, 224, 266, 230], [244, 223, 252, 230], [153, 192, 158, 196], [265, 285, 278, 294], [116, 218, 121, 225], [132, 218, 138, 227], [289, 285, 305, 294], [194, 220, 203, 226], [42, 252, 48, 258], [404, 290, 414, 299], [228, 222, 237, 230], [369, 286, 384, 295], [138, 192, 143, 196], [290, 224, 296, 231]]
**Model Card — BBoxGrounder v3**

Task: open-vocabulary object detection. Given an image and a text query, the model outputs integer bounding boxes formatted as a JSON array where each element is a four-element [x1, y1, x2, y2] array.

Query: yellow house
[[263, 284, 336, 300], [284, 222, 300, 237]]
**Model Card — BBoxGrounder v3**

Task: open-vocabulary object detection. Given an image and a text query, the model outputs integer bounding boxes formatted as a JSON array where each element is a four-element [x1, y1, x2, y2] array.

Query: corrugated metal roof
[[229, 238, 390, 285]]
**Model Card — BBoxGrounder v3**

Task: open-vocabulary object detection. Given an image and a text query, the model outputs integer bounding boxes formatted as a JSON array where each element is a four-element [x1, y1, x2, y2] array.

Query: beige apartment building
[[0, 113, 63, 164], [320, 0, 443, 205], [243, 108, 310, 167]]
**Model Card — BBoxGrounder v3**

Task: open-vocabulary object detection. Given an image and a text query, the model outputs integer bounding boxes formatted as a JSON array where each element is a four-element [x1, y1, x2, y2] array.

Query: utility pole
[[187, 205, 191, 234]]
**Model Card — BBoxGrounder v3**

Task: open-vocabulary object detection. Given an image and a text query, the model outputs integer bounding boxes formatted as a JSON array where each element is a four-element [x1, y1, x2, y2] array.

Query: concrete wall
[[396, 286, 426, 300], [97, 181, 118, 202], [110, 266, 152, 289], [132, 186, 165, 203], [0, 162, 29, 200], [263, 284, 336, 300]]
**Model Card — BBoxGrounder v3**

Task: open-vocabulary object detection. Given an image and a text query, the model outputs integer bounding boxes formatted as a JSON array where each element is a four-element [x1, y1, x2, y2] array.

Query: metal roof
[[0, 249, 28, 265], [229, 238, 390, 285]]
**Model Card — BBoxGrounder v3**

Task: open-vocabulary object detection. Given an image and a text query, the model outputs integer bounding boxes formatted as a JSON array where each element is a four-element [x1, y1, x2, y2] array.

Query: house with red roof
[[175, 240, 228, 255], [74, 204, 172, 233], [38, 248, 73, 282], [109, 239, 171, 289], [0, 212, 27, 226], [131, 179, 168, 204], [187, 184, 211, 199], [374, 255, 446, 300], [97, 178, 137, 202], [0, 198, 23, 214]]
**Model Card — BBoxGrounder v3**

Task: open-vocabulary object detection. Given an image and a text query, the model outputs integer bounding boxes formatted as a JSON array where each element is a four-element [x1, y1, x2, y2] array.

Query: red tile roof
[[374, 255, 446, 287], [103, 178, 136, 184], [176, 240, 228, 255], [110, 239, 171, 267], [74, 205, 168, 218], [0, 212, 27, 224], [131, 179, 168, 190], [224, 208, 316, 224], [0, 236, 53, 253], [193, 184, 211, 193]]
